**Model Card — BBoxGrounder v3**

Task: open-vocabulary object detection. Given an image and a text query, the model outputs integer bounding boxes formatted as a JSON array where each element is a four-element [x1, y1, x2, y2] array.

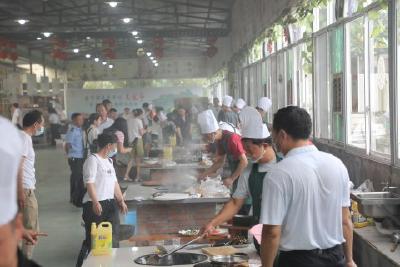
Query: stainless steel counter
[[354, 226, 400, 266], [124, 184, 229, 206], [82, 245, 261, 267]]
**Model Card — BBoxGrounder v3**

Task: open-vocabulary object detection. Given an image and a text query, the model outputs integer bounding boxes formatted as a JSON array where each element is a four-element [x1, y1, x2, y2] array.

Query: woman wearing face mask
[[105, 117, 132, 154], [201, 107, 276, 254], [76, 133, 128, 267], [197, 110, 248, 191]]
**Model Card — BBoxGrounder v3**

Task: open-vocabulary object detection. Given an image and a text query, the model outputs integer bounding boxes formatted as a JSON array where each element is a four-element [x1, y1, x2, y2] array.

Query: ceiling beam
[[0, 28, 228, 39]]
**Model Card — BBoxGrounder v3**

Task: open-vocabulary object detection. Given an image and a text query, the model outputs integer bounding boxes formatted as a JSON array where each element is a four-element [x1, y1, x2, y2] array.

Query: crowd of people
[[0, 94, 357, 267]]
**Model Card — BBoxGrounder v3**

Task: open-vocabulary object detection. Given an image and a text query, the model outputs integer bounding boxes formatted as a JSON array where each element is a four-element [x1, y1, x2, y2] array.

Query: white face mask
[[272, 142, 284, 160], [252, 146, 265, 163], [107, 147, 117, 158], [34, 126, 45, 136]]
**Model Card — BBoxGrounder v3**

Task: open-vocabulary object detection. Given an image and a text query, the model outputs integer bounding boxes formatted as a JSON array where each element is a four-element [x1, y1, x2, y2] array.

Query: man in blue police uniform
[[65, 113, 85, 207]]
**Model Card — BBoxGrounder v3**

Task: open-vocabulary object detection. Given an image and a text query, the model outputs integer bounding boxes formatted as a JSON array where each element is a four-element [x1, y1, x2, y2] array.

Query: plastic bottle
[[351, 200, 370, 228], [92, 222, 113, 256]]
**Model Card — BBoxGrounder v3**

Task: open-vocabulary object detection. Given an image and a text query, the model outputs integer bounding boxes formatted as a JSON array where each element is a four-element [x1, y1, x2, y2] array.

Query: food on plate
[[178, 229, 200, 236]]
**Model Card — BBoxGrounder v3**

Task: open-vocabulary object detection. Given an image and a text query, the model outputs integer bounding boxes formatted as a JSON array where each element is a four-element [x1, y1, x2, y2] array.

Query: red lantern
[[283, 27, 289, 43], [102, 48, 113, 54], [267, 40, 273, 54], [103, 37, 116, 48], [207, 36, 218, 46], [8, 51, 18, 61], [0, 50, 8, 59], [59, 52, 68, 60], [0, 37, 8, 47], [153, 37, 164, 47], [154, 47, 163, 59], [206, 46, 218, 58], [7, 41, 16, 49]]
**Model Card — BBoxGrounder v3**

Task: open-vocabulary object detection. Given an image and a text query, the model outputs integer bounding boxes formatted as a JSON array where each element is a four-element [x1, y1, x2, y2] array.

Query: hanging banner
[[66, 87, 206, 115]]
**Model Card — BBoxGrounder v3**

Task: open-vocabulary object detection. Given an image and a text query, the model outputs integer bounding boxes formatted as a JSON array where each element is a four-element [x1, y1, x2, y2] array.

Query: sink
[[135, 253, 208, 266], [351, 192, 400, 219]]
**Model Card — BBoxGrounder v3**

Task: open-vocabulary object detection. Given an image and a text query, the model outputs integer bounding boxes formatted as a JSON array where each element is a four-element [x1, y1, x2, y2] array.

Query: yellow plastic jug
[[91, 222, 112, 256], [163, 145, 173, 161], [351, 201, 371, 228], [170, 135, 177, 147]]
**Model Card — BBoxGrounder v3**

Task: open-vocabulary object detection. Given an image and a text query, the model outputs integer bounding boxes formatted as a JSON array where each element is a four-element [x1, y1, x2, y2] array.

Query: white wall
[[66, 56, 207, 81], [65, 87, 207, 115]]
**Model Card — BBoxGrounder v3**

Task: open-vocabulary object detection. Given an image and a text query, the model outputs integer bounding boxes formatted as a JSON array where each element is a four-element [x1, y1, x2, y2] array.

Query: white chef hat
[[0, 117, 23, 225], [257, 97, 272, 112], [234, 98, 246, 110], [219, 122, 241, 135], [197, 110, 219, 134], [222, 95, 233, 107], [240, 107, 270, 139], [158, 111, 167, 122]]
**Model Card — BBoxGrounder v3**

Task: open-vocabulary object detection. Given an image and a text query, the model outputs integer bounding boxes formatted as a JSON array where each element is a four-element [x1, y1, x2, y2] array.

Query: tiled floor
[[32, 147, 83, 267]]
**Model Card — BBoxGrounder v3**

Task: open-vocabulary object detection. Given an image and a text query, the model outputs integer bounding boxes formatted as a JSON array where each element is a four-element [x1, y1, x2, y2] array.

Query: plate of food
[[164, 160, 177, 167], [143, 159, 159, 165], [153, 193, 191, 201], [178, 229, 200, 236]]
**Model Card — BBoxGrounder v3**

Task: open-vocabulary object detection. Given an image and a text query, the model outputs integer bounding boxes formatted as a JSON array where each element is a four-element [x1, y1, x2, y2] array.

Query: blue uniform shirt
[[65, 125, 84, 158]]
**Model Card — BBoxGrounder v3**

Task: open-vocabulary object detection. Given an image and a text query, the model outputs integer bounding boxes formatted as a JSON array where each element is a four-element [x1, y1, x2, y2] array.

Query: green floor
[[32, 147, 83, 267]]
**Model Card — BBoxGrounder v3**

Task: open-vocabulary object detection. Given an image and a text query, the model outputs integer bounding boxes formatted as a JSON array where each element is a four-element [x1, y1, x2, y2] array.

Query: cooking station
[[124, 184, 229, 236], [82, 244, 261, 267], [140, 146, 211, 182]]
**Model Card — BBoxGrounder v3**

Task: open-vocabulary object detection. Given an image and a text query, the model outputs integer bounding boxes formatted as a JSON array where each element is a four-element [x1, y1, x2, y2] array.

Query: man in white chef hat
[[217, 95, 239, 128], [197, 110, 247, 189], [0, 117, 42, 267], [202, 107, 277, 253], [256, 97, 272, 122], [232, 98, 247, 114]]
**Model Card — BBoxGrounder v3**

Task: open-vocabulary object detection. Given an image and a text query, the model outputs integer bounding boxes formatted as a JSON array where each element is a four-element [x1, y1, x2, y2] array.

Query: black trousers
[[277, 244, 346, 267], [76, 200, 120, 267], [50, 123, 60, 146], [68, 158, 84, 203]]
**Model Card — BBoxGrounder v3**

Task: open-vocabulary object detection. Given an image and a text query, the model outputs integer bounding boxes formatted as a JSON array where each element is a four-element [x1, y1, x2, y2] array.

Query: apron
[[248, 163, 267, 224], [248, 163, 268, 254], [220, 131, 240, 191]]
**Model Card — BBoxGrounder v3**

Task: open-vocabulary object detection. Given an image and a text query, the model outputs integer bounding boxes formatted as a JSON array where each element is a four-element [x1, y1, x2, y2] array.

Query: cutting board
[[201, 246, 238, 256]]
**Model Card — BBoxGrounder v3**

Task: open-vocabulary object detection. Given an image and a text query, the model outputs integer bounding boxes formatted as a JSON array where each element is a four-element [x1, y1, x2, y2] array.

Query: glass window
[[249, 65, 256, 106], [286, 48, 295, 105], [265, 57, 273, 123], [270, 55, 278, 115], [242, 68, 249, 102], [329, 26, 345, 142], [315, 32, 331, 139], [298, 42, 314, 120], [397, 0, 400, 158], [256, 62, 263, 104], [345, 17, 367, 149], [368, 7, 390, 155], [277, 52, 286, 108]]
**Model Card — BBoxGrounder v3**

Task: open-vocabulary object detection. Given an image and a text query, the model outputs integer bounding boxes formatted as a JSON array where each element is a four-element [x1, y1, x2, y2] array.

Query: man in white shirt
[[121, 107, 131, 120], [96, 103, 114, 134], [260, 106, 356, 267], [125, 109, 145, 181], [0, 116, 43, 267], [11, 103, 22, 128], [20, 110, 45, 259]]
